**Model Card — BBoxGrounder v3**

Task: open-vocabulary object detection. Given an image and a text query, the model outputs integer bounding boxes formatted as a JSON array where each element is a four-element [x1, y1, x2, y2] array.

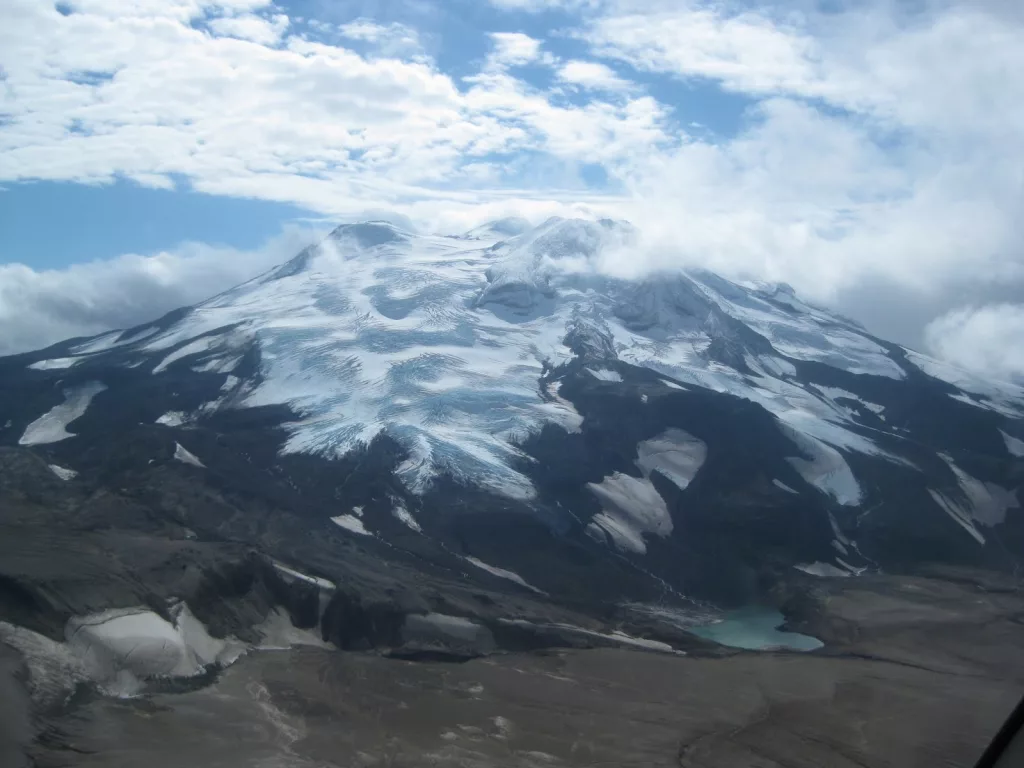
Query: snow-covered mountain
[[2, 217, 1023, 614]]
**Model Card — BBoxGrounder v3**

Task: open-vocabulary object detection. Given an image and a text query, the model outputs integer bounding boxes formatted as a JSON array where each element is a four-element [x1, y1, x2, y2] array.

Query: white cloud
[[557, 60, 631, 91], [207, 13, 289, 45], [0, 1, 651, 217], [578, 1, 1024, 318], [2, 0, 1024, 363], [487, 0, 593, 11], [925, 305, 1024, 382], [0, 225, 323, 356], [464, 70, 668, 169], [585, 8, 818, 95], [485, 31, 545, 69], [337, 18, 421, 56], [60, 0, 272, 20], [339, 19, 406, 42]]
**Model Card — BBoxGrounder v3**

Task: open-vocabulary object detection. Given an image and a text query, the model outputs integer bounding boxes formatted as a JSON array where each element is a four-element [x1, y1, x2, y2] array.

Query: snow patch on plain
[[19, 382, 107, 446], [813, 385, 886, 418], [28, 357, 80, 370], [587, 367, 622, 382], [499, 618, 681, 654], [170, 601, 247, 667], [464, 556, 545, 594], [157, 411, 186, 427], [1, 602, 328, 703], [635, 429, 706, 491], [773, 479, 798, 494], [782, 426, 862, 506], [272, 563, 336, 591], [63, 605, 245, 695], [66, 608, 201, 681], [48, 464, 77, 481], [836, 557, 866, 576], [537, 380, 583, 433], [585, 472, 671, 554], [191, 355, 243, 374], [603, 629, 679, 653], [795, 562, 852, 578], [153, 335, 222, 374], [392, 504, 422, 532], [928, 490, 986, 545], [401, 613, 496, 654], [173, 442, 205, 468], [255, 608, 332, 650], [69, 331, 122, 355], [927, 454, 1020, 544], [331, 513, 371, 536], [1001, 430, 1024, 459], [68, 326, 159, 356]]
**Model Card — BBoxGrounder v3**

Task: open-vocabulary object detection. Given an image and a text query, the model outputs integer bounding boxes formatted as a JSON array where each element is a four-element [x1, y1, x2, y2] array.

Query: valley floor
[[16, 571, 1024, 768]]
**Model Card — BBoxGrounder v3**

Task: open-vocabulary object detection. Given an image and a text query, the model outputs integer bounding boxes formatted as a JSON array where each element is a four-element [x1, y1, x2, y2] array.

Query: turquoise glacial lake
[[688, 606, 823, 652]]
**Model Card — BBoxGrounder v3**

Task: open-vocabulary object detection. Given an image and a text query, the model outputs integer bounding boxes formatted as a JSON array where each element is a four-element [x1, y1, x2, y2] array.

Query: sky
[[1, 0, 1023, 381]]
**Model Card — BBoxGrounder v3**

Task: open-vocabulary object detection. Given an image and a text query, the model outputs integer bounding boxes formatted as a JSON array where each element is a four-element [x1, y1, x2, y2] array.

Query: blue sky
[[1, 0, 1024, 377], [0, 178, 317, 268]]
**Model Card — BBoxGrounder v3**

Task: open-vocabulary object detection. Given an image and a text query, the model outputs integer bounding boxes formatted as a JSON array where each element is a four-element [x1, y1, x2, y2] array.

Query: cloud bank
[[925, 306, 1024, 383], [1, 0, 1023, 378], [0, 226, 322, 356]]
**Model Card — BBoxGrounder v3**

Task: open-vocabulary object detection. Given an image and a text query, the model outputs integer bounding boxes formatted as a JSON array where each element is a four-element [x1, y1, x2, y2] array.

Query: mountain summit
[[1, 217, 1023, 641]]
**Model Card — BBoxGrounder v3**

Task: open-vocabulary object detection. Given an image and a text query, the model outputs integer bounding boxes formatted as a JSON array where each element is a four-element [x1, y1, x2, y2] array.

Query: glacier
[[19, 217, 1023, 513]]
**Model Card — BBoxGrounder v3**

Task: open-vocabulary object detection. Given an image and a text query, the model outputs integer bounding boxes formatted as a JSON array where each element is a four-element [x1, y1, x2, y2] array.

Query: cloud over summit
[[0, 0, 1022, 377]]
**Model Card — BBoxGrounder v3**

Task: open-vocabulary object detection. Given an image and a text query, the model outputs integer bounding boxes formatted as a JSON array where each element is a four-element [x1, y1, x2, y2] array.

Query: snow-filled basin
[[66, 607, 205, 680], [688, 607, 823, 652]]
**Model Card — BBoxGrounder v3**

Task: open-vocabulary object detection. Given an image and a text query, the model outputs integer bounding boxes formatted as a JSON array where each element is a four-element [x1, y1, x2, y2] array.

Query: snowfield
[[19, 382, 107, 446]]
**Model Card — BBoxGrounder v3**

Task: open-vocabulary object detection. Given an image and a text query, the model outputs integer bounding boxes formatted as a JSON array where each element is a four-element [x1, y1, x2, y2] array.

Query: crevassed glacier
[[37, 217, 1019, 505]]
